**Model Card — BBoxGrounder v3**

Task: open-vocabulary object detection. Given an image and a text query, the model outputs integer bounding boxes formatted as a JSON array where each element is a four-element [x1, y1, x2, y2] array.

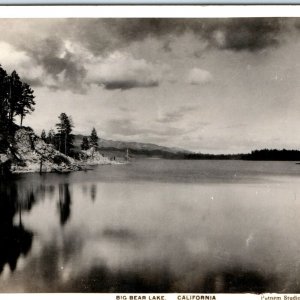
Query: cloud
[[0, 38, 87, 93], [0, 42, 29, 68], [106, 118, 156, 137], [0, 34, 162, 92], [0, 41, 47, 86], [3, 18, 286, 57], [102, 80, 157, 90], [0, 18, 293, 93], [70, 19, 186, 55], [157, 111, 184, 123], [106, 119, 145, 137], [157, 106, 196, 123], [208, 19, 282, 52], [23, 38, 87, 92], [187, 68, 213, 85], [106, 118, 189, 140], [70, 18, 285, 54], [86, 52, 161, 90]]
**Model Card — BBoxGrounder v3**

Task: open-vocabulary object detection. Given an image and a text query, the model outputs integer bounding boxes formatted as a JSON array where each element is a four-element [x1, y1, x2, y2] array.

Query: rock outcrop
[[10, 128, 81, 173], [80, 147, 114, 165], [0, 128, 120, 174]]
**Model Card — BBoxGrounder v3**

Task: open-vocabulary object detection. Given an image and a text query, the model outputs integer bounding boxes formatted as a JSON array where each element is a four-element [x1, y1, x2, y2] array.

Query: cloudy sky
[[1, 18, 300, 153]]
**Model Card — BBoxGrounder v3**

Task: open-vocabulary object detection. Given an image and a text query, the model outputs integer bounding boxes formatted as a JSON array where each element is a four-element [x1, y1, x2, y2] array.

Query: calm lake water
[[1, 159, 300, 292]]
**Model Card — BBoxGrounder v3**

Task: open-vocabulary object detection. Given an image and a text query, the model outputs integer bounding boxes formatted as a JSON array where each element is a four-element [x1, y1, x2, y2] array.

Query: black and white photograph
[[1, 10, 300, 294]]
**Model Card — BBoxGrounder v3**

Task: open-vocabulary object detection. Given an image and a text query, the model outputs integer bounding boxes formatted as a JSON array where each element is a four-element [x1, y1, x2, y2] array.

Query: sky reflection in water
[[1, 160, 300, 292]]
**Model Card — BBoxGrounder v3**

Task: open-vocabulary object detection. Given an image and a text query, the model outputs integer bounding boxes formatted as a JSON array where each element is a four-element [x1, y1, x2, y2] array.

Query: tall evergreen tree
[[41, 130, 46, 141], [90, 128, 99, 148], [47, 129, 55, 145], [56, 113, 74, 156], [0, 66, 35, 138], [8, 71, 23, 128], [17, 82, 35, 126], [0, 65, 9, 136], [81, 136, 90, 150]]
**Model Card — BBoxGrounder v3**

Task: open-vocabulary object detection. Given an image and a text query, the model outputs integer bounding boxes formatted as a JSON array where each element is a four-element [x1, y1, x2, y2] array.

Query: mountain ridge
[[74, 134, 191, 156]]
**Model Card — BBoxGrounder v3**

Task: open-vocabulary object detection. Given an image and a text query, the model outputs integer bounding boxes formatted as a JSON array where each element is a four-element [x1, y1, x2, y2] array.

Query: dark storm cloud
[[26, 37, 64, 75], [102, 79, 158, 90], [23, 37, 87, 92], [72, 18, 286, 54], [69, 19, 188, 55], [0, 18, 292, 92], [205, 18, 283, 51]]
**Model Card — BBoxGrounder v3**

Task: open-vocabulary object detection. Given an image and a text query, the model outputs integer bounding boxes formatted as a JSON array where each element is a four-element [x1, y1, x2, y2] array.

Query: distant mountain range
[[74, 134, 191, 158], [63, 135, 300, 161]]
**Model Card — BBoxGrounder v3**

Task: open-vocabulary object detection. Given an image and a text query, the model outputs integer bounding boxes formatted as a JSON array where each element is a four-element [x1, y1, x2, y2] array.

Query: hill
[[74, 135, 190, 159]]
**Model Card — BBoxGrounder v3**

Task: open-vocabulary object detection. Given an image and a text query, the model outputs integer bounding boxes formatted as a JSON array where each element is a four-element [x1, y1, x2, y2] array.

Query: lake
[[1, 159, 300, 292]]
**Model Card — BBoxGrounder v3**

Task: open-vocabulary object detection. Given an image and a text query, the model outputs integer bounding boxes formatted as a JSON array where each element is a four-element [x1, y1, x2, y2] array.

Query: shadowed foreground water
[[1, 159, 300, 292]]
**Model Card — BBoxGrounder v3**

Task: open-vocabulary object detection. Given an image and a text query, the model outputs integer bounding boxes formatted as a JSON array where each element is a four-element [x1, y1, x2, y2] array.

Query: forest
[[184, 149, 300, 161], [0, 64, 100, 161], [0, 65, 35, 151]]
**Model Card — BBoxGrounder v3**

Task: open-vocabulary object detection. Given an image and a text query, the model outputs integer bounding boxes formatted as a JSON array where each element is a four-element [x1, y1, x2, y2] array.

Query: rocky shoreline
[[0, 128, 121, 175]]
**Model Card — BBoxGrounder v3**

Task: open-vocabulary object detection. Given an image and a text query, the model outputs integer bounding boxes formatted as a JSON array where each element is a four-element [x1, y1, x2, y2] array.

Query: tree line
[[41, 113, 99, 157], [242, 149, 300, 161], [184, 149, 300, 161], [0, 65, 35, 136], [0, 64, 100, 158]]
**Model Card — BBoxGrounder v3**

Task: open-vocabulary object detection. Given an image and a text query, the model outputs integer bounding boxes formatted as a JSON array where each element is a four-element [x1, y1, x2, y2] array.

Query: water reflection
[[0, 180, 33, 274], [7, 243, 274, 293], [82, 184, 87, 195], [70, 266, 273, 293], [90, 184, 97, 202], [1, 160, 300, 292], [102, 227, 138, 241], [46, 184, 56, 200], [58, 184, 71, 226], [200, 269, 273, 293]]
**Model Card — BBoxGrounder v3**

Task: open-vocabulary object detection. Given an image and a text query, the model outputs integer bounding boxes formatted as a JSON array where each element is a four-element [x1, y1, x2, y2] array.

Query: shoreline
[[0, 128, 128, 176], [10, 158, 126, 175]]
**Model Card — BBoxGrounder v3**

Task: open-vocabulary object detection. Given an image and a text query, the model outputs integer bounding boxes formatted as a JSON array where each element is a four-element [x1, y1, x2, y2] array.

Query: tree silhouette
[[17, 82, 35, 126], [41, 129, 47, 141], [0, 65, 9, 135], [8, 71, 23, 128], [58, 184, 71, 226], [81, 136, 90, 150], [56, 113, 74, 156], [0, 66, 35, 137], [90, 128, 99, 148], [0, 180, 34, 274], [47, 129, 55, 145]]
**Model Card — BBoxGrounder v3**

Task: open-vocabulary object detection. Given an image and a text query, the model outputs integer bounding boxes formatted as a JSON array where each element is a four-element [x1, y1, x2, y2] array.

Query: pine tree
[[41, 129, 46, 141], [56, 113, 74, 156], [0, 65, 35, 141], [90, 128, 99, 148], [17, 82, 35, 126], [81, 136, 90, 150], [47, 129, 55, 145], [0, 65, 9, 136], [8, 71, 23, 128]]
